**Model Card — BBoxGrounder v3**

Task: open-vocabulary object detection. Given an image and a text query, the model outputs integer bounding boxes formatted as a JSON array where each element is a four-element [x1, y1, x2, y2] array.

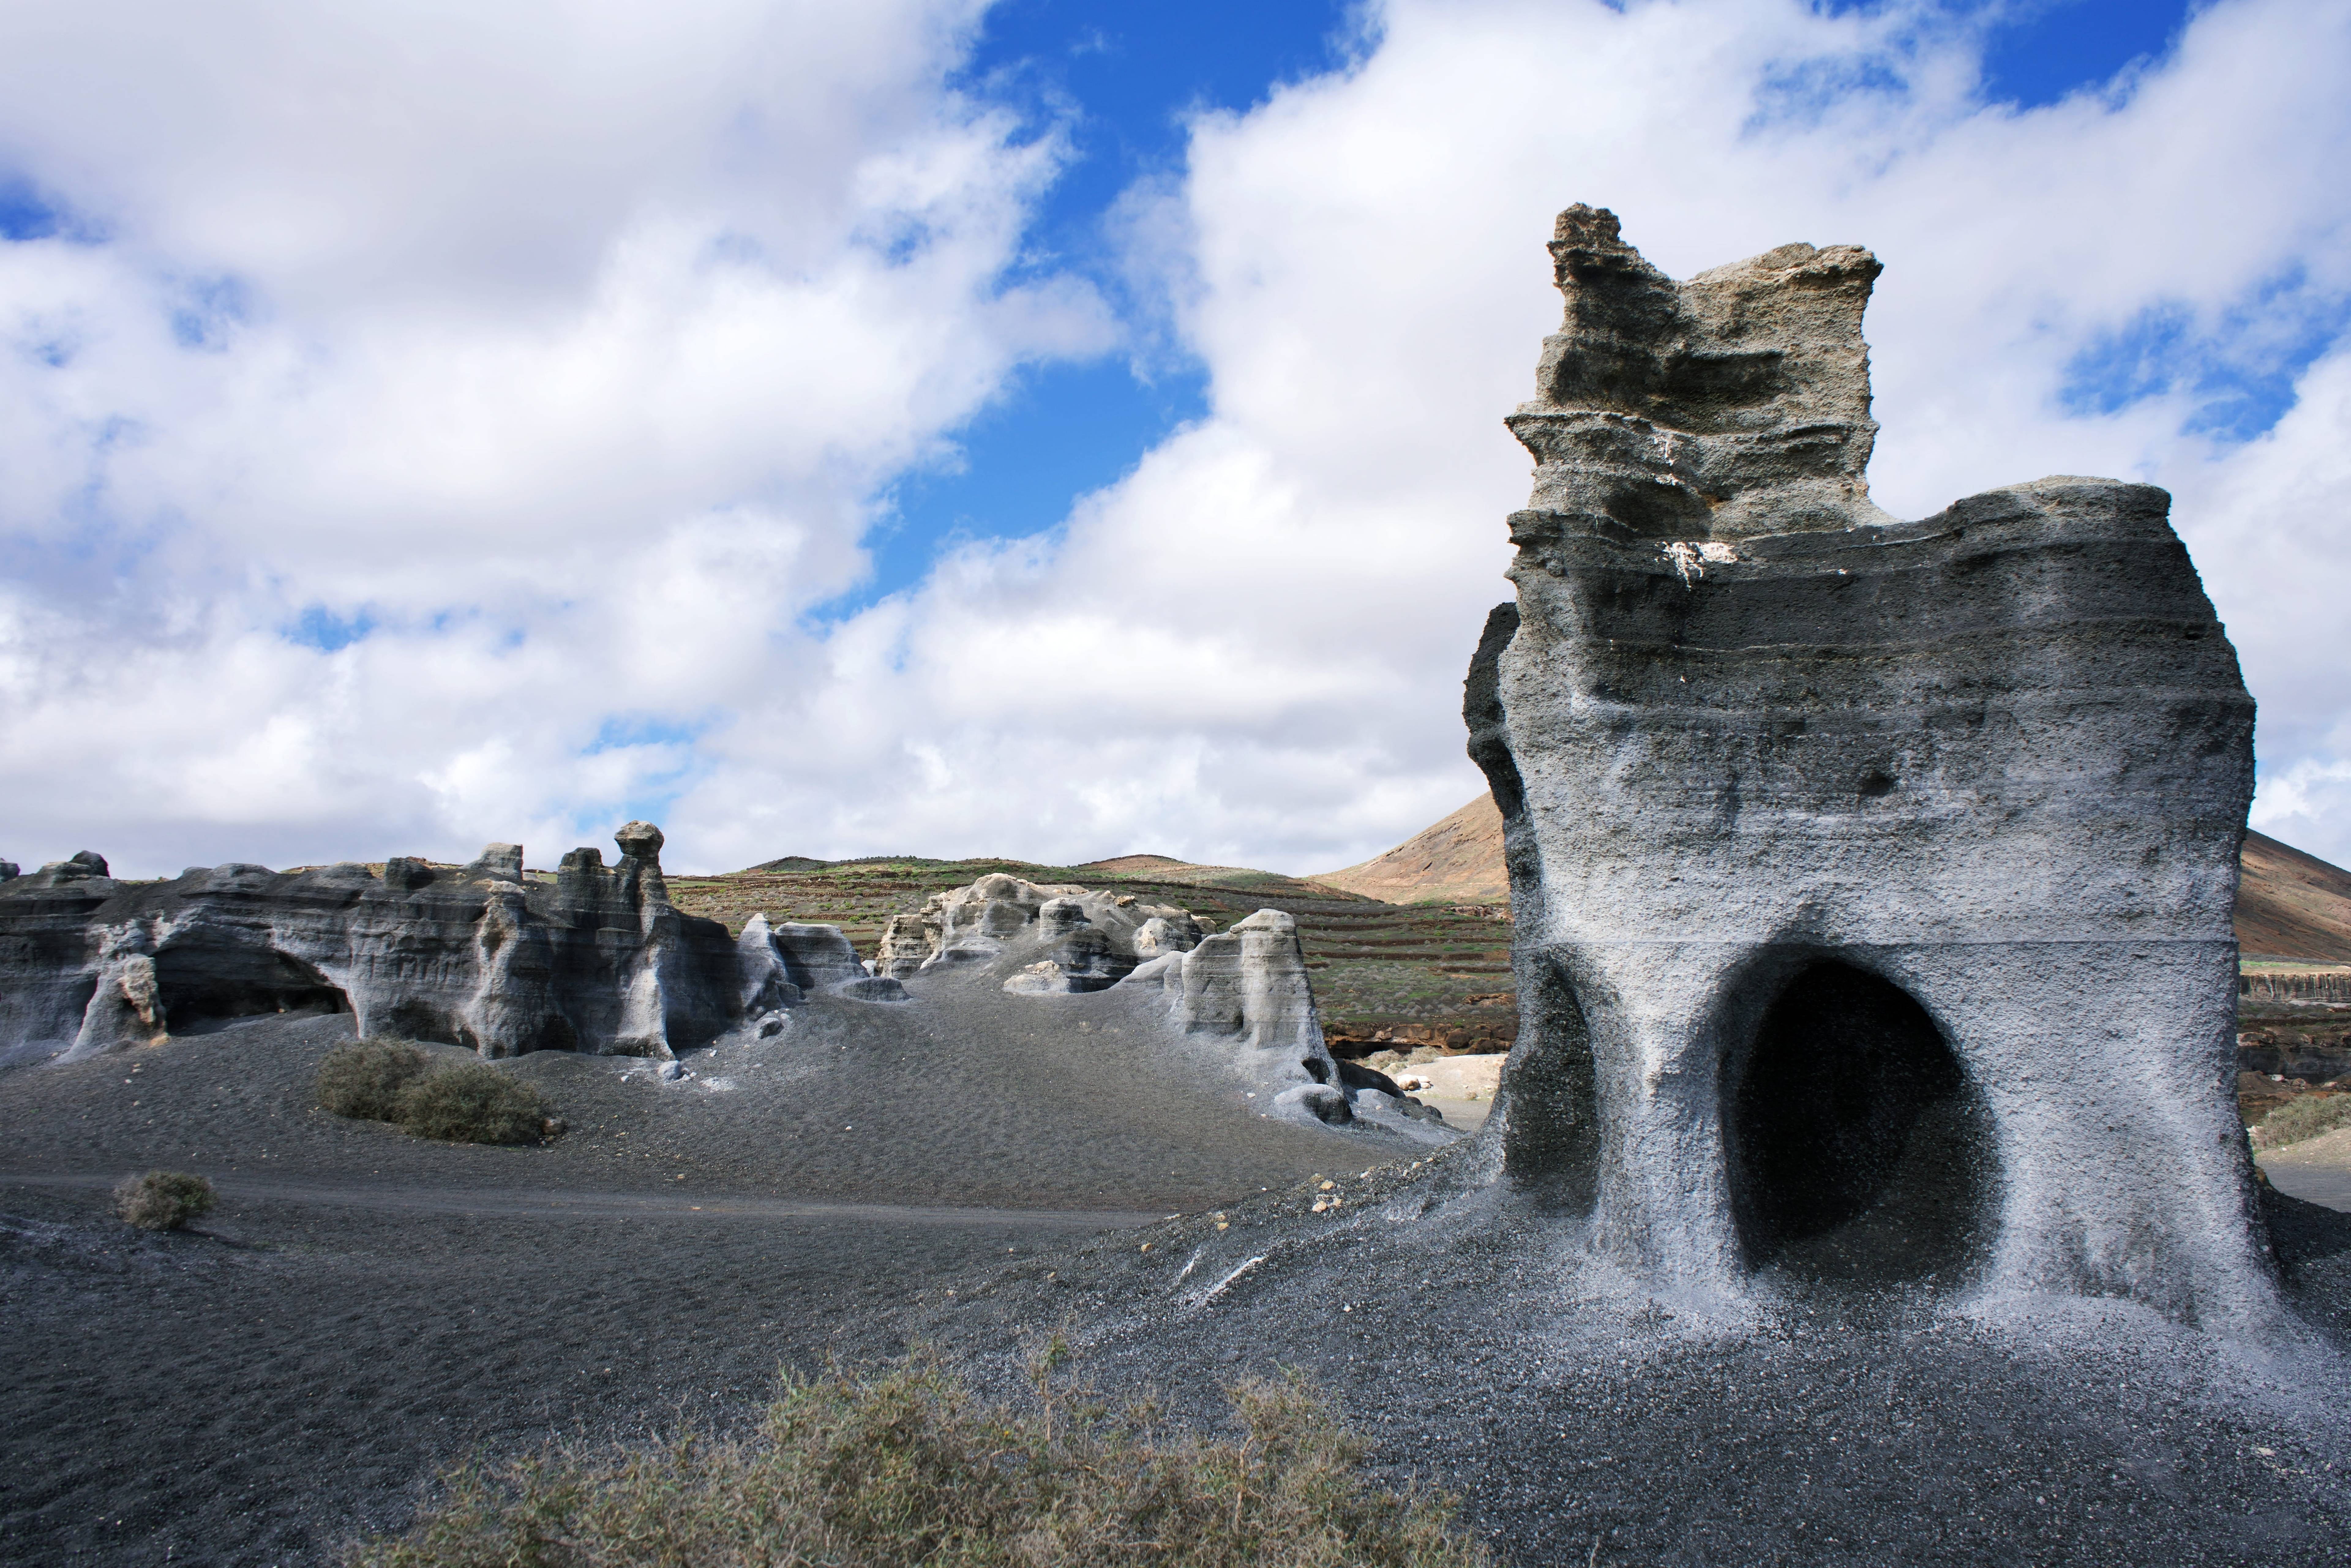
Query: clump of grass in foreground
[[2259, 1094, 2351, 1149], [316, 1039, 436, 1121], [394, 1063, 552, 1146], [317, 1042, 556, 1145], [114, 1170, 216, 1231], [349, 1347, 1492, 1568]]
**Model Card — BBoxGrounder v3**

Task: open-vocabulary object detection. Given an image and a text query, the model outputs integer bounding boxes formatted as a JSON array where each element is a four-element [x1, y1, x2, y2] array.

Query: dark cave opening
[[1724, 961, 1994, 1290], [153, 938, 350, 1029]]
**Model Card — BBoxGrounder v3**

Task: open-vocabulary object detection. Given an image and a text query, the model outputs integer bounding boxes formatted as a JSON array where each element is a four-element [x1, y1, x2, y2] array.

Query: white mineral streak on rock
[[1471, 205, 2271, 1325]]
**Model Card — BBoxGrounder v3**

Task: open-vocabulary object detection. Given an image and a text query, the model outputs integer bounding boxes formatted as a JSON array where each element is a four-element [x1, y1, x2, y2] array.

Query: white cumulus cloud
[[2, 0, 2348, 880]]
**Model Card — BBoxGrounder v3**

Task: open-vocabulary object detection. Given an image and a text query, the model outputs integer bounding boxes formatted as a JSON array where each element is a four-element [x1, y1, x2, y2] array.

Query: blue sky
[[859, 0, 2203, 610], [856, 0, 1364, 607], [1, 0, 2345, 877]]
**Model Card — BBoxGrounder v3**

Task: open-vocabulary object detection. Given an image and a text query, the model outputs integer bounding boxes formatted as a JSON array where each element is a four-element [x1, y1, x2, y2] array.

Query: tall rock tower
[[1469, 206, 2267, 1320]]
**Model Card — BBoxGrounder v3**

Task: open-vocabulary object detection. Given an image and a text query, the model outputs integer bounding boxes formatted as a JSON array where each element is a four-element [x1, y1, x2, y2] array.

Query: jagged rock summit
[[1511, 204, 1889, 541], [1468, 206, 2267, 1320]]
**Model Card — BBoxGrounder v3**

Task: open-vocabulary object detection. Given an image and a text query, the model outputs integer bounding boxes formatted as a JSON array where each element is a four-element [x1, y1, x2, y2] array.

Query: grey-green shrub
[[349, 1357, 1492, 1567], [2260, 1094, 2351, 1149], [316, 1039, 435, 1121], [115, 1170, 217, 1232], [395, 1063, 551, 1145]]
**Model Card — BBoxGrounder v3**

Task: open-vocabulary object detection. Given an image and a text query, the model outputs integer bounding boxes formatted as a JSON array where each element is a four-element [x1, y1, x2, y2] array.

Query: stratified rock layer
[[0, 824, 878, 1064], [1469, 207, 2267, 1321]]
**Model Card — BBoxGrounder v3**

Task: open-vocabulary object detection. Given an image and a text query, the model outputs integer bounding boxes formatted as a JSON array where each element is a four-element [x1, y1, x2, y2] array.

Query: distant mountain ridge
[[1310, 795, 1508, 907], [1311, 795, 2351, 963]]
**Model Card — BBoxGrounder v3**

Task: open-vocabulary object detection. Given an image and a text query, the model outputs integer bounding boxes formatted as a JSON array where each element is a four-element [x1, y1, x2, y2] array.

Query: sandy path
[[3, 1169, 1155, 1229], [1386, 1051, 1503, 1134], [2262, 1125, 2351, 1212]]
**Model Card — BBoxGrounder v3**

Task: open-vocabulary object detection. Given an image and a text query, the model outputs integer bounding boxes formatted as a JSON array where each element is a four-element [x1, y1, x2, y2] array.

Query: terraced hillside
[[662, 855, 1520, 1053]]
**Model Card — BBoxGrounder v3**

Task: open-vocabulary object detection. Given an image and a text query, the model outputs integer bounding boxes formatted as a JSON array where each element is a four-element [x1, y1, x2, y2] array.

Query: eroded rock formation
[[0, 823, 882, 1065], [878, 874, 1204, 993], [1468, 206, 2267, 1320]]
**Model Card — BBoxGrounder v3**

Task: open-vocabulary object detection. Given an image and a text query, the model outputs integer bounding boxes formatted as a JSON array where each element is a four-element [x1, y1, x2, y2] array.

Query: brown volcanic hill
[[1311, 797, 2351, 961], [2238, 829, 2351, 962], [1310, 795, 1508, 906]]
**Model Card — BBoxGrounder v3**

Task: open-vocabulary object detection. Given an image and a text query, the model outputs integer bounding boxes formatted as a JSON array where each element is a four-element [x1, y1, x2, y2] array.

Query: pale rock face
[[1509, 205, 1888, 542], [68, 949, 166, 1058], [1107, 907, 1356, 1126], [876, 873, 1202, 993], [736, 914, 874, 1012], [1471, 207, 2268, 1322], [734, 915, 808, 1015], [0, 825, 750, 1064]]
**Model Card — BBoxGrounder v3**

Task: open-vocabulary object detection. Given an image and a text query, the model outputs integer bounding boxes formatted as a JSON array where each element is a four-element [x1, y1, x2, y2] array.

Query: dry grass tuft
[[114, 1170, 217, 1232], [317, 1039, 437, 1122], [394, 1063, 552, 1146], [318, 1042, 554, 1145], [348, 1345, 1491, 1567]]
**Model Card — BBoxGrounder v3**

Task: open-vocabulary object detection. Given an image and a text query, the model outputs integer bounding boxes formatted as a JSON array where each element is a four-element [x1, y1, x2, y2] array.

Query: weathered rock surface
[[0, 823, 871, 1065], [1468, 206, 2269, 1320], [1114, 907, 1450, 1137], [863, 873, 1437, 1137], [877, 873, 1203, 993]]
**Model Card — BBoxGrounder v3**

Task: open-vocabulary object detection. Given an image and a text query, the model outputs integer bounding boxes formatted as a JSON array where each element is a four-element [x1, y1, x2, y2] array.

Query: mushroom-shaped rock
[[614, 821, 665, 861]]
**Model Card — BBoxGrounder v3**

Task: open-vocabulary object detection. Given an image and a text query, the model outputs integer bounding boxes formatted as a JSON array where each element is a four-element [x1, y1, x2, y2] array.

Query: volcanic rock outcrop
[[1466, 206, 2267, 1319], [0, 823, 882, 1065], [870, 873, 1430, 1135], [878, 874, 1204, 993], [1112, 907, 1437, 1131]]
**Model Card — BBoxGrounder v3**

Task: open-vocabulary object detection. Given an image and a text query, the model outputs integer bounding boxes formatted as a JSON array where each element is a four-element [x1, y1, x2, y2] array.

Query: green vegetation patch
[[316, 1039, 437, 1121], [2259, 1094, 2351, 1149], [397, 1063, 555, 1146], [351, 1352, 1490, 1568]]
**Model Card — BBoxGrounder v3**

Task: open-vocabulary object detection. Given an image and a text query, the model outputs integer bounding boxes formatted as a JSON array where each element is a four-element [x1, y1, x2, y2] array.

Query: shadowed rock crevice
[[152, 937, 351, 1029], [1496, 955, 1598, 1212], [1723, 961, 1993, 1291], [1463, 602, 1525, 824]]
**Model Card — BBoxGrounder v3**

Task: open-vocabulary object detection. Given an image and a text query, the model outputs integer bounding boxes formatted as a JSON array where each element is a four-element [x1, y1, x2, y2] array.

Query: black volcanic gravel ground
[[0, 984, 1374, 1566], [902, 1160, 2351, 1567], [6, 996, 2350, 1566]]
